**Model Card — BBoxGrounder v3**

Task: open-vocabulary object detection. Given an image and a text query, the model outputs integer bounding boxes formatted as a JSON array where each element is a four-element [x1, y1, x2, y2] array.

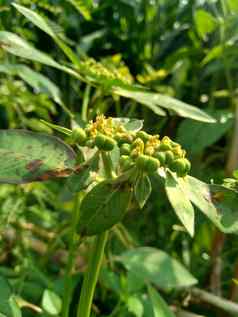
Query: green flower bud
[[165, 150, 174, 165], [95, 133, 116, 151], [86, 139, 95, 148], [183, 158, 191, 174], [136, 131, 150, 143], [146, 156, 160, 173], [136, 155, 160, 173], [120, 155, 134, 171], [71, 127, 87, 145], [170, 158, 187, 177], [115, 132, 134, 146], [158, 143, 171, 151], [154, 151, 166, 166], [120, 143, 131, 155]]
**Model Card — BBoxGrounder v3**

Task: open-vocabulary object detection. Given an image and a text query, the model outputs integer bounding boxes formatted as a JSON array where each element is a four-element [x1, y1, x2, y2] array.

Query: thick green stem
[[77, 151, 113, 317], [62, 194, 81, 317], [77, 231, 108, 317]]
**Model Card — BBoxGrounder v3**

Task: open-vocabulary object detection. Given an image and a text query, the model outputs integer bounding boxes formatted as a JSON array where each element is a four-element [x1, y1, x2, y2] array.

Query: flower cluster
[[71, 115, 191, 177], [79, 58, 132, 85]]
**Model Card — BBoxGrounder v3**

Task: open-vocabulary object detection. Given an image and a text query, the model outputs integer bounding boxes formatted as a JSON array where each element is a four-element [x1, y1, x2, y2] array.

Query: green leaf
[[202, 45, 223, 65], [66, 0, 92, 20], [0, 64, 62, 105], [66, 153, 99, 193], [165, 172, 195, 237], [0, 31, 59, 68], [227, 0, 238, 13], [9, 297, 22, 317], [176, 111, 233, 154], [0, 32, 81, 79], [148, 285, 176, 317], [118, 247, 197, 291], [13, 4, 55, 37], [42, 289, 62, 316], [233, 170, 238, 179], [181, 176, 238, 233], [112, 118, 144, 132], [0, 276, 12, 316], [78, 179, 132, 236], [0, 130, 76, 184], [135, 174, 152, 209], [127, 295, 144, 317], [194, 9, 218, 39], [114, 87, 215, 123], [13, 4, 80, 66]]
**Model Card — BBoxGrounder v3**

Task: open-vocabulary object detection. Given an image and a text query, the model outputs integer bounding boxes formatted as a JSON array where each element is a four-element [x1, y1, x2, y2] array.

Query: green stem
[[82, 85, 91, 122], [77, 231, 108, 317], [77, 151, 113, 317], [62, 194, 81, 317]]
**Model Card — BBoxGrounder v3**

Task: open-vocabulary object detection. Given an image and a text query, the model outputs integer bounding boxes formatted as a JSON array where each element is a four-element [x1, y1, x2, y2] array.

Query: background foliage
[[0, 0, 238, 316]]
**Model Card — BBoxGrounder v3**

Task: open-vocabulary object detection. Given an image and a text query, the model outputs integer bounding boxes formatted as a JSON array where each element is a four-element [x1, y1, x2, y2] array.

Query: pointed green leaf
[[114, 87, 215, 123], [12, 4, 80, 66], [0, 130, 76, 184], [42, 289, 62, 316], [182, 176, 238, 234], [13, 4, 55, 37], [165, 172, 195, 237], [66, 0, 92, 20], [127, 295, 144, 317], [0, 31, 59, 68], [148, 285, 176, 317], [0, 64, 62, 105], [78, 179, 132, 236], [194, 9, 218, 39], [0, 32, 81, 79], [118, 247, 197, 290], [135, 174, 152, 209]]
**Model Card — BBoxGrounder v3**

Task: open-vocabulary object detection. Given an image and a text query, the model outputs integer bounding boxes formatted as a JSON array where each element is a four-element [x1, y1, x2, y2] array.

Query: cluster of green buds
[[70, 115, 191, 178], [79, 57, 132, 85]]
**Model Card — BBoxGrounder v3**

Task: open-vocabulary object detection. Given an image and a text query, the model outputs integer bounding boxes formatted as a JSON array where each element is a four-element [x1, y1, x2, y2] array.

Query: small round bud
[[71, 127, 87, 145], [170, 158, 187, 177], [165, 151, 174, 165], [154, 151, 166, 166], [120, 143, 131, 155], [95, 133, 116, 151], [86, 139, 95, 148], [120, 155, 134, 171], [136, 131, 150, 143], [136, 155, 160, 173]]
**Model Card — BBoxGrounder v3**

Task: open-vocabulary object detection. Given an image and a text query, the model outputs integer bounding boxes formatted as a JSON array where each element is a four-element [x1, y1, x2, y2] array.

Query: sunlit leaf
[[181, 176, 238, 233], [13, 4, 80, 66], [165, 172, 195, 237], [194, 9, 218, 39], [42, 289, 62, 316], [0, 32, 81, 79], [66, 0, 92, 20], [114, 87, 215, 123]]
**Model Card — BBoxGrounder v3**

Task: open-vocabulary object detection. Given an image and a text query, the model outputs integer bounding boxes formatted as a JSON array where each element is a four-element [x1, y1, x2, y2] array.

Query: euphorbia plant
[[1, 115, 238, 317]]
